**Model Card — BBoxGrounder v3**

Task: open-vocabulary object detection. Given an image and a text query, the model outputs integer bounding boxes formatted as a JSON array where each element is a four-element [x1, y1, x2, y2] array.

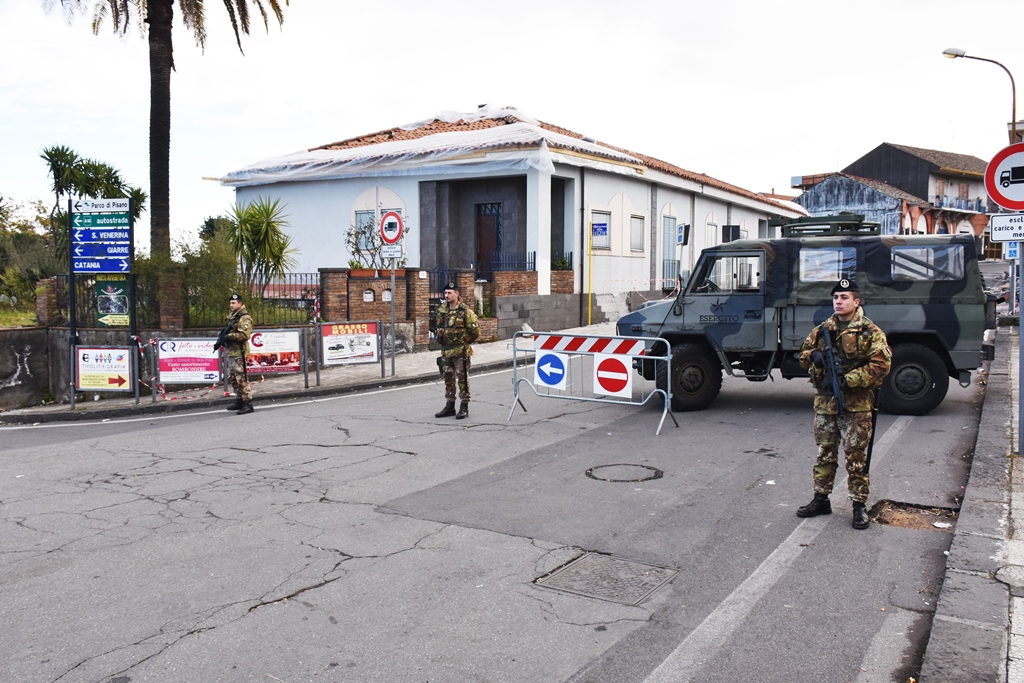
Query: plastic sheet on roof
[[399, 104, 541, 131], [219, 121, 641, 187]]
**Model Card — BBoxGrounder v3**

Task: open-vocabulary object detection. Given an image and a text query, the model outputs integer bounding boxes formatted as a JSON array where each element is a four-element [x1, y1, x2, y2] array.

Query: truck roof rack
[[773, 213, 882, 237]]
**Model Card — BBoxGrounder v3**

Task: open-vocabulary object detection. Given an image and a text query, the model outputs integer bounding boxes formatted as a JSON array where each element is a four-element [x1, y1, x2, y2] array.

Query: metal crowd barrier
[[507, 331, 679, 435]]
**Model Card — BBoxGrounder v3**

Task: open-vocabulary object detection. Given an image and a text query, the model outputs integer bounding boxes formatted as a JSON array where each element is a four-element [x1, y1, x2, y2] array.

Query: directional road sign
[[593, 353, 632, 398], [72, 228, 131, 243], [73, 257, 131, 273], [72, 197, 131, 213], [72, 212, 130, 228], [72, 242, 132, 258], [535, 351, 568, 390]]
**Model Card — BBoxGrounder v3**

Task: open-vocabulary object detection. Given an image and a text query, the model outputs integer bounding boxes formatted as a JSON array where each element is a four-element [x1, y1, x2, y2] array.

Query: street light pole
[[943, 47, 1017, 143]]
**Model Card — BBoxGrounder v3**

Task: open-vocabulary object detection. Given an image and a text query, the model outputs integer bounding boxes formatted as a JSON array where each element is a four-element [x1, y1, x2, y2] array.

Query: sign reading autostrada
[[68, 198, 133, 274]]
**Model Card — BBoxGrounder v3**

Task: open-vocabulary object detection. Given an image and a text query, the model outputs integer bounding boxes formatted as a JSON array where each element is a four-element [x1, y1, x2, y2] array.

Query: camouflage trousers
[[812, 411, 873, 503], [228, 356, 252, 401], [442, 356, 471, 402]]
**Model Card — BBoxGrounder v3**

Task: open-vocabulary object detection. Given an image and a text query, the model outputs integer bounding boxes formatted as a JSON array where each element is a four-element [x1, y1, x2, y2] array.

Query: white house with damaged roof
[[220, 105, 802, 331]]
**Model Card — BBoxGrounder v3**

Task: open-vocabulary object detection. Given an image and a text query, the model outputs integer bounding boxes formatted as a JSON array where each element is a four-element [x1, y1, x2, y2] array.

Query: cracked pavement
[[1, 375, 655, 683]]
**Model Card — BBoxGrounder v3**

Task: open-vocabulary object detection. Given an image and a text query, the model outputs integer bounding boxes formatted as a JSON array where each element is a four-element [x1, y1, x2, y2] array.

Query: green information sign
[[72, 213, 130, 228], [95, 273, 130, 327]]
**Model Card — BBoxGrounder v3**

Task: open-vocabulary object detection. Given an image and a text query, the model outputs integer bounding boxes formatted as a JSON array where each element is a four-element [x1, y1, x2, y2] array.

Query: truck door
[[684, 251, 767, 350]]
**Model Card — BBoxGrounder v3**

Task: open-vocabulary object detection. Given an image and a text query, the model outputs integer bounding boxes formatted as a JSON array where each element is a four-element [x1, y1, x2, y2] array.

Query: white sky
[[1, 0, 1018, 256]]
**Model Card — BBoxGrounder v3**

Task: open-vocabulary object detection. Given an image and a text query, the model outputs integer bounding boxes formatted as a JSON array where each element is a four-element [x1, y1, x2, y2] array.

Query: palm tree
[[40, 144, 147, 257], [44, 0, 286, 313], [230, 196, 296, 299]]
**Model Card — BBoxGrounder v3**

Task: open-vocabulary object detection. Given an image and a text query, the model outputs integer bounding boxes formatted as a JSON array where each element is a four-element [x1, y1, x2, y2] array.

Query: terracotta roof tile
[[885, 143, 987, 175], [309, 113, 794, 214]]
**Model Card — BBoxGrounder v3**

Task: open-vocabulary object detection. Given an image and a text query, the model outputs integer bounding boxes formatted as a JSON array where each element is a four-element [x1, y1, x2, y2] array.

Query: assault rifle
[[213, 323, 232, 352], [820, 328, 847, 416]]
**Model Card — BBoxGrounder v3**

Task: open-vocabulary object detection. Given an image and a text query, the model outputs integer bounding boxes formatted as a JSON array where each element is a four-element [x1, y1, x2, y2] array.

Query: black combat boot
[[456, 402, 469, 420], [796, 493, 832, 517], [236, 401, 254, 415], [435, 401, 456, 418], [852, 502, 870, 530], [226, 398, 243, 411]]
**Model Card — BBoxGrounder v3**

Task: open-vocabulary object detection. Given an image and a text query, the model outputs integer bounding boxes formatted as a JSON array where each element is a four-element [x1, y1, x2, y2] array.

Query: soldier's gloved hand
[[810, 349, 824, 368], [436, 329, 446, 344], [839, 374, 849, 389]]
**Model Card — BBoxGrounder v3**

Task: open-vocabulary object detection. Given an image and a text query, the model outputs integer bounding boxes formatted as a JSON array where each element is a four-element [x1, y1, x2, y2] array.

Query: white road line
[[643, 415, 913, 683]]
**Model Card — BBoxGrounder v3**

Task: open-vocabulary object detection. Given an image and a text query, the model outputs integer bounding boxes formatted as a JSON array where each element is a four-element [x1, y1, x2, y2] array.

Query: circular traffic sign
[[380, 211, 404, 245], [536, 352, 566, 388], [596, 356, 629, 394], [985, 143, 1024, 211]]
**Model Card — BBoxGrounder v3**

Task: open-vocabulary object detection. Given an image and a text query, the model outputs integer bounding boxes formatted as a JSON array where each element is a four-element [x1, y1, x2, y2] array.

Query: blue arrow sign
[[73, 242, 132, 258], [72, 228, 131, 243], [73, 257, 131, 274], [535, 352, 568, 389]]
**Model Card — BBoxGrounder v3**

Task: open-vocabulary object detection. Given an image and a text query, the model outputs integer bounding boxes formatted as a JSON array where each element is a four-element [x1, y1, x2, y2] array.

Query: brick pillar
[[158, 270, 184, 332], [35, 277, 58, 326], [455, 269, 475, 313], [319, 268, 349, 323], [408, 270, 431, 348]]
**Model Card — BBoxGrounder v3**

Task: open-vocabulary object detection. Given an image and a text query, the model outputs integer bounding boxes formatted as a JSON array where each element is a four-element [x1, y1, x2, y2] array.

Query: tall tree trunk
[[148, 0, 173, 265]]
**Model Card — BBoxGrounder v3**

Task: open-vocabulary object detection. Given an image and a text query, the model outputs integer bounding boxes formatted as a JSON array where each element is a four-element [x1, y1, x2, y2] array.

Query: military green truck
[[616, 214, 997, 415]]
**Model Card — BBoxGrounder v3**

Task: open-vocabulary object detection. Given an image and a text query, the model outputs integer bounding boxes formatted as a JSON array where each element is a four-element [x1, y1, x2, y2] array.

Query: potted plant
[[345, 212, 413, 273], [347, 258, 375, 278]]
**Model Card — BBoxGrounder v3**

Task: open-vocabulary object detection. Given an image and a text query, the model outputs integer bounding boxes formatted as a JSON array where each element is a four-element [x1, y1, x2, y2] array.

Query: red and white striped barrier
[[534, 334, 646, 356]]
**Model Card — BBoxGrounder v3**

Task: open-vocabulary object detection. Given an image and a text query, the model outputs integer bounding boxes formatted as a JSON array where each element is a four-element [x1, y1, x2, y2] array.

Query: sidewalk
[[0, 322, 617, 425], [3, 321, 1022, 681], [919, 324, 1020, 683]]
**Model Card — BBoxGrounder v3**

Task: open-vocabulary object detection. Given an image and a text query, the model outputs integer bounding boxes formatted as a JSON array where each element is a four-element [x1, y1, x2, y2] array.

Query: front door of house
[[476, 203, 501, 279]]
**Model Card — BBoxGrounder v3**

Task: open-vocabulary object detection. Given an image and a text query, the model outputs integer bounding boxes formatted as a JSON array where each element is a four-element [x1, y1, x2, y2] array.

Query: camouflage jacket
[[225, 306, 253, 359], [435, 301, 479, 359], [799, 306, 891, 414]]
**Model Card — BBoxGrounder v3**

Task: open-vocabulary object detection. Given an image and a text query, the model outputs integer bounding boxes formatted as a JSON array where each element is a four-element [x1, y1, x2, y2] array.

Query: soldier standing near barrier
[[224, 293, 255, 415], [796, 279, 891, 529], [434, 281, 479, 420]]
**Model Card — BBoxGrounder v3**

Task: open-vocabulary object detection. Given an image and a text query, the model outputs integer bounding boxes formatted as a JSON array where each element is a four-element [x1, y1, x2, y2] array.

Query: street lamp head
[[943, 47, 966, 59]]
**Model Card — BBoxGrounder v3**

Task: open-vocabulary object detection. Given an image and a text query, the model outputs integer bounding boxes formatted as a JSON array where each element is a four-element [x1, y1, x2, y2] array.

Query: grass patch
[[0, 309, 37, 328]]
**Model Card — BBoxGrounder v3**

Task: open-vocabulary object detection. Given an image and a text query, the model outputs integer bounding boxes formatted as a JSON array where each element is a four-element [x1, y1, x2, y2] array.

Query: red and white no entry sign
[[594, 354, 632, 398], [380, 211, 404, 244]]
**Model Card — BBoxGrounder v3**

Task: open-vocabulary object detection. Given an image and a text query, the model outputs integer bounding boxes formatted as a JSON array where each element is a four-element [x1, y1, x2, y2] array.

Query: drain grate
[[534, 552, 678, 605]]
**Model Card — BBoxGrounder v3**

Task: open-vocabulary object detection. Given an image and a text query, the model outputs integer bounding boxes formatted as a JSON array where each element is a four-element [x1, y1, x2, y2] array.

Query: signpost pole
[[67, 199, 77, 411], [390, 258, 396, 377], [1019, 248, 1023, 455]]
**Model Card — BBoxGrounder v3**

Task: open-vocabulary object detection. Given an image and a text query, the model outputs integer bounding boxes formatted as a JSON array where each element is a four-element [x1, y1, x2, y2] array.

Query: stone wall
[[0, 327, 50, 410], [493, 293, 587, 339]]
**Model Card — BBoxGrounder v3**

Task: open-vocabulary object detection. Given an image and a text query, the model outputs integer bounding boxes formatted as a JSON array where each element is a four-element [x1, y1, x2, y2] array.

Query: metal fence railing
[[491, 250, 536, 273], [54, 272, 320, 329]]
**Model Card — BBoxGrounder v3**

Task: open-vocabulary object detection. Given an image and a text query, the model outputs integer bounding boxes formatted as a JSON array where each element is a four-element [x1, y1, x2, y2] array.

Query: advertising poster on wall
[[95, 273, 130, 327], [247, 329, 302, 373], [76, 347, 132, 391], [158, 338, 219, 384], [322, 322, 379, 365]]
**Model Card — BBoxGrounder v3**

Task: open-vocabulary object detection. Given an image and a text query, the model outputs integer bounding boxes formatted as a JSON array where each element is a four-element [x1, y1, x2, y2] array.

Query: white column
[[527, 166, 552, 295]]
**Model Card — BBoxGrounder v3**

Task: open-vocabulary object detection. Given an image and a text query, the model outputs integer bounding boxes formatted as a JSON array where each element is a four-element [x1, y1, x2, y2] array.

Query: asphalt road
[[0, 364, 981, 683]]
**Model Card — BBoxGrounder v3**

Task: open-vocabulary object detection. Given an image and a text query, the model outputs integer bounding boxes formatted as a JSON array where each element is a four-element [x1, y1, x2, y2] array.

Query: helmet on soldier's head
[[831, 278, 859, 295]]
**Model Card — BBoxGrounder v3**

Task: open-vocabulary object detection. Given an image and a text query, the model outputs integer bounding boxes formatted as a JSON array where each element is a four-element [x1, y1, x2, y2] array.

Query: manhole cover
[[585, 464, 663, 482], [871, 500, 958, 532], [534, 552, 678, 605]]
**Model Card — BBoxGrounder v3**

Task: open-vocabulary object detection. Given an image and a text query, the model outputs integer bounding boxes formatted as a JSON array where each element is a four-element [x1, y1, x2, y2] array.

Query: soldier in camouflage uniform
[[796, 279, 891, 529], [225, 293, 255, 415], [434, 281, 479, 420]]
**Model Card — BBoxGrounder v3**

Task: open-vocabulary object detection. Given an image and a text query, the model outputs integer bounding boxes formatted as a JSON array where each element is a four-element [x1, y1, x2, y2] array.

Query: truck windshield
[[687, 253, 763, 294]]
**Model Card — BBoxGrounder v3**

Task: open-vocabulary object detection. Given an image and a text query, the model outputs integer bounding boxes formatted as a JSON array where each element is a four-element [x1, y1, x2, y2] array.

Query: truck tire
[[657, 343, 723, 411], [879, 344, 949, 415]]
